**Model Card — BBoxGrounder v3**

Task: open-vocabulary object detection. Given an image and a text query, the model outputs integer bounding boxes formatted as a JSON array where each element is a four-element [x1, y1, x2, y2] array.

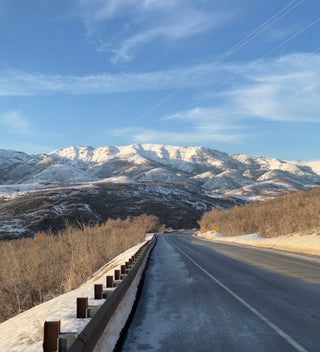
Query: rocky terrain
[[1, 143, 319, 239]]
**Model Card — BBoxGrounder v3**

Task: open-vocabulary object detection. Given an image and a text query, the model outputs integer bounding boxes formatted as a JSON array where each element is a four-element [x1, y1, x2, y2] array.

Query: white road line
[[171, 242, 309, 352]]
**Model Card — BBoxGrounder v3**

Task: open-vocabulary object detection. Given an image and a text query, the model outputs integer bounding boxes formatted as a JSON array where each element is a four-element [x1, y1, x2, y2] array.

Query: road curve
[[118, 231, 320, 352]]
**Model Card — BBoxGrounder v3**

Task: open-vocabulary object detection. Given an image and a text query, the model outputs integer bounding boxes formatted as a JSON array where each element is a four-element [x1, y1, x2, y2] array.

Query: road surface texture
[[119, 231, 320, 352]]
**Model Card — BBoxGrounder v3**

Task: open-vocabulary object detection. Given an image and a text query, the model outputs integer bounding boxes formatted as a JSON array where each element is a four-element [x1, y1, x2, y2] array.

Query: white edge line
[[172, 242, 309, 352]]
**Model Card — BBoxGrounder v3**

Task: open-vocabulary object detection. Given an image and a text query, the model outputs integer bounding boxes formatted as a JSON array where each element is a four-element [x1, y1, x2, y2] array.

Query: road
[[118, 231, 320, 352]]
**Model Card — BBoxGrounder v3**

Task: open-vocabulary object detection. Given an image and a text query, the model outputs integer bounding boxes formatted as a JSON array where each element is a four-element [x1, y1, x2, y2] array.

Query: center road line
[[168, 238, 310, 352]]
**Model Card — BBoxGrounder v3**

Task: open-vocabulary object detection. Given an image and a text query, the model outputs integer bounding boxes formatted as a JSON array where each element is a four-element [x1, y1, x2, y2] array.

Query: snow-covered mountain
[[1, 143, 320, 198], [1, 144, 320, 238]]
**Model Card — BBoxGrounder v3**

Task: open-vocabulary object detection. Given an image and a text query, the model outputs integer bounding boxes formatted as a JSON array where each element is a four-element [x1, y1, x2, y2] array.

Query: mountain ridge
[[1, 143, 320, 199], [1, 144, 320, 239]]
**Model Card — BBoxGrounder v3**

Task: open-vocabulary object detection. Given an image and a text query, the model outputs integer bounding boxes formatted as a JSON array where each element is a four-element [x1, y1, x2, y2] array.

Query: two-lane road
[[119, 231, 320, 351]]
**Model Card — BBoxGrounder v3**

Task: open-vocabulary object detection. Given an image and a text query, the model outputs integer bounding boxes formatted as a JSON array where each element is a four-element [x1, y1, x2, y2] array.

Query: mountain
[[1, 144, 320, 239]]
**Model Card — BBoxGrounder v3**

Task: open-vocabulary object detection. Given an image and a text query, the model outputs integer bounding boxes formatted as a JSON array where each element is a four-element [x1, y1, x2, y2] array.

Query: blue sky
[[0, 0, 320, 160]]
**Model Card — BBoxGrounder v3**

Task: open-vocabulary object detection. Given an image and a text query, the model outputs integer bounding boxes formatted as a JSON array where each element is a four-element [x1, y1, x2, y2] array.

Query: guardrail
[[43, 235, 156, 352]]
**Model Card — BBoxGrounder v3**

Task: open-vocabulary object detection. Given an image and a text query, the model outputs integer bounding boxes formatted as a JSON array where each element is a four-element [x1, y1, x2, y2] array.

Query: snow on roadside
[[93, 255, 147, 352], [197, 231, 320, 256], [0, 238, 152, 352]]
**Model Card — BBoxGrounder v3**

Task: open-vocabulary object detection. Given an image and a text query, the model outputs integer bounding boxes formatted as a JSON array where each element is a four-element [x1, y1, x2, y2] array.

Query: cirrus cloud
[[113, 52, 320, 144], [0, 110, 30, 133], [75, 0, 235, 64], [0, 52, 320, 126]]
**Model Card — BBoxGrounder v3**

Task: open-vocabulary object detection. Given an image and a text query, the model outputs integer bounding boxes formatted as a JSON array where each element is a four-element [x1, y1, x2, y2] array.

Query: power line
[[199, 0, 305, 70], [194, 15, 320, 106], [120, 0, 306, 130]]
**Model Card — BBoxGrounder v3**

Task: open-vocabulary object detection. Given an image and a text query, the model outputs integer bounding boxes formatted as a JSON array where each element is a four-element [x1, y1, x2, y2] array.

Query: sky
[[0, 0, 319, 160]]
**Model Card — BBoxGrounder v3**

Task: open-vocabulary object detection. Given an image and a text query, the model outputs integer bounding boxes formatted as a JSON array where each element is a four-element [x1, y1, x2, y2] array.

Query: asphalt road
[[119, 231, 320, 352]]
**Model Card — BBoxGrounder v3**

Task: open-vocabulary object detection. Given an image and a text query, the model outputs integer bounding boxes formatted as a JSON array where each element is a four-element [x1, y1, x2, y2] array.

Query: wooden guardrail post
[[106, 275, 113, 288], [94, 284, 103, 299], [68, 235, 156, 352], [114, 269, 120, 280], [120, 265, 126, 275], [77, 297, 88, 318], [43, 320, 60, 352]]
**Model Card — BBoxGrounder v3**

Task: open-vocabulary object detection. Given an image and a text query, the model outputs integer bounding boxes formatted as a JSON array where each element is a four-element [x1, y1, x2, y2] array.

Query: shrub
[[0, 214, 159, 321], [198, 186, 320, 237]]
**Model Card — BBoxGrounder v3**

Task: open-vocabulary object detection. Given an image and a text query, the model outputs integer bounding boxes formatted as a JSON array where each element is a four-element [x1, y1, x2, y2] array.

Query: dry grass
[[0, 214, 159, 322], [199, 186, 320, 237]]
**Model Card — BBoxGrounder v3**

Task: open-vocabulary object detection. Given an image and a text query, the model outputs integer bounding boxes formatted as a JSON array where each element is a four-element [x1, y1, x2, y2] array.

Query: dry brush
[[0, 214, 159, 322], [199, 186, 320, 237]]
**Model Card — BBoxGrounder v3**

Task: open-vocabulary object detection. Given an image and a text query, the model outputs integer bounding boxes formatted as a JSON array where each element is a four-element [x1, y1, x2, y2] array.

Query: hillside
[[1, 144, 320, 239], [199, 185, 320, 238]]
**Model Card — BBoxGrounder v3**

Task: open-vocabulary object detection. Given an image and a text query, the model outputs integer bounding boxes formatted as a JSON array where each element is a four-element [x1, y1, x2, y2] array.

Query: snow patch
[[0, 219, 25, 234], [197, 231, 320, 256], [96, 176, 134, 184]]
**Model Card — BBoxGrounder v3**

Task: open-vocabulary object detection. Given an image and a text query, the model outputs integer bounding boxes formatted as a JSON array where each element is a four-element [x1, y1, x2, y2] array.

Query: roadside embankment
[[0, 236, 154, 352], [197, 231, 320, 257]]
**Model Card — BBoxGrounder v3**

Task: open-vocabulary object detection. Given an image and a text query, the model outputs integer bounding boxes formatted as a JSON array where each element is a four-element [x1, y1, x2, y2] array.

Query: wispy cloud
[[108, 9, 227, 64], [75, 0, 234, 63], [114, 106, 249, 145], [228, 72, 320, 122], [0, 64, 222, 96], [264, 24, 300, 43], [224, 54, 320, 123], [0, 110, 30, 133], [112, 52, 320, 144], [188, 53, 320, 124], [1, 53, 320, 127], [0, 109, 66, 152], [114, 126, 244, 145]]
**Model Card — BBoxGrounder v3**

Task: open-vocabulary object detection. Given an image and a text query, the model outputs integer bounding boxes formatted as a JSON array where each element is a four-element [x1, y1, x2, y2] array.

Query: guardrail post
[[77, 297, 88, 318], [94, 284, 103, 299], [120, 265, 126, 274], [43, 320, 60, 352], [67, 235, 156, 352], [106, 275, 113, 288], [114, 269, 120, 280]]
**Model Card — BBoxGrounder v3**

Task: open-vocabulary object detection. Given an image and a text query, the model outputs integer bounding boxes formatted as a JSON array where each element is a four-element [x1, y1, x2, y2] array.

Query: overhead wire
[[119, 0, 306, 130], [153, 17, 320, 137], [191, 15, 320, 107], [148, 3, 320, 132], [195, 0, 305, 71]]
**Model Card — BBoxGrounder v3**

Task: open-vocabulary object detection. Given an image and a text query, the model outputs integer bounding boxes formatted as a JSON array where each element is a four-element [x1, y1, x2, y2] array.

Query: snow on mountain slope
[[0, 149, 31, 165], [294, 160, 320, 175], [25, 163, 95, 183], [1, 144, 320, 200], [138, 167, 186, 183], [1, 144, 319, 239], [201, 169, 254, 191]]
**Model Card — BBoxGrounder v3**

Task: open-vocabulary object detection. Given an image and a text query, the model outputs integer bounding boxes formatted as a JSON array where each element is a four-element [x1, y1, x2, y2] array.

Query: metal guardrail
[[43, 235, 156, 352]]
